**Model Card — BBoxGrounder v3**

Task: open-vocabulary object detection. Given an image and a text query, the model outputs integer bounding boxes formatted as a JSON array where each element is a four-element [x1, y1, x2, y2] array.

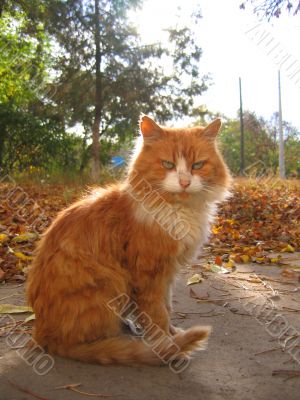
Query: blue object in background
[[111, 156, 125, 167]]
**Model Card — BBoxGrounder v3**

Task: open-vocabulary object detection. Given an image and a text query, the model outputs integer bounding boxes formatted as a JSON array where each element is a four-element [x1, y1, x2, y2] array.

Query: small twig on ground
[[175, 309, 215, 315], [272, 370, 300, 380], [255, 347, 283, 356], [226, 276, 261, 283], [260, 277, 298, 286], [283, 335, 300, 350], [0, 320, 24, 337], [200, 294, 255, 306], [7, 379, 51, 400], [235, 295, 257, 300], [283, 357, 298, 365], [215, 277, 247, 289], [0, 294, 18, 301], [277, 287, 300, 295], [174, 310, 225, 317], [291, 297, 300, 303], [210, 284, 230, 293], [3, 284, 23, 289], [282, 306, 300, 312], [55, 383, 117, 397], [228, 309, 251, 316], [214, 293, 231, 297], [235, 270, 256, 274], [225, 275, 298, 287], [193, 313, 225, 317], [0, 321, 18, 330]]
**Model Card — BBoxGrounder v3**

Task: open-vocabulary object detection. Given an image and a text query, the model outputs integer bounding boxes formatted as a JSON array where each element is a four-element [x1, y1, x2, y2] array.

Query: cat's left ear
[[140, 115, 163, 140], [202, 118, 222, 140]]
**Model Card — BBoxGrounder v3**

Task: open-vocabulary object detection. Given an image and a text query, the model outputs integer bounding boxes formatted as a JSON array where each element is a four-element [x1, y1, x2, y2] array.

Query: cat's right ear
[[140, 115, 163, 140], [202, 118, 222, 140]]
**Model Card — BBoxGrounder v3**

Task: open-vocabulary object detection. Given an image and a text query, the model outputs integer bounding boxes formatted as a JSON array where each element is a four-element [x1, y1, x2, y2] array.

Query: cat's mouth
[[170, 190, 192, 201], [169, 183, 220, 200], [178, 192, 190, 199]]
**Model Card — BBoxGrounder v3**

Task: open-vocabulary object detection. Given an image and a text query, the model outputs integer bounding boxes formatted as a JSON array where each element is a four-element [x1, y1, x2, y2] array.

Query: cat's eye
[[192, 161, 205, 170], [162, 160, 175, 169]]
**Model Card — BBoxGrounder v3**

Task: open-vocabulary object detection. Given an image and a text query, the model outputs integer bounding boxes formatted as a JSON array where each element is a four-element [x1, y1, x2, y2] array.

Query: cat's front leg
[[135, 294, 182, 339], [133, 290, 170, 337], [133, 291, 183, 340], [165, 283, 173, 314], [165, 281, 183, 335]]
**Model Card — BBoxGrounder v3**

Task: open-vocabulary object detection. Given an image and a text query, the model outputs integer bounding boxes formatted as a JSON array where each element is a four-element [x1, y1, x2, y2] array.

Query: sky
[[130, 0, 300, 129]]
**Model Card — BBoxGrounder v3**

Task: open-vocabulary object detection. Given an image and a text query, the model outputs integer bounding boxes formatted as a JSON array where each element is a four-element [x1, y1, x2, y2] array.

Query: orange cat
[[27, 115, 231, 368]]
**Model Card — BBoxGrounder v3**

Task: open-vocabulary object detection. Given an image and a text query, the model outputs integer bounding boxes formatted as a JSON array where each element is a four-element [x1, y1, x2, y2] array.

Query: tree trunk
[[0, 105, 7, 171], [91, 0, 102, 182], [0, 0, 5, 18], [0, 126, 6, 171]]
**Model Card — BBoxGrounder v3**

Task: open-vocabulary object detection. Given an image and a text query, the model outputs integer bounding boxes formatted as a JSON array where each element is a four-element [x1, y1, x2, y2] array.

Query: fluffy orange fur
[[27, 115, 231, 366]]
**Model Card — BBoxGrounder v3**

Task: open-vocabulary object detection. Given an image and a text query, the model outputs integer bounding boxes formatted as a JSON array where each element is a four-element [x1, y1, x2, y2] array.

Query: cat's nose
[[179, 179, 191, 189]]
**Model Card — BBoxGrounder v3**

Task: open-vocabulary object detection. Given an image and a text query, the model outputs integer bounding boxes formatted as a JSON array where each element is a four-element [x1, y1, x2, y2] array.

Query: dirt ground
[[0, 257, 300, 400]]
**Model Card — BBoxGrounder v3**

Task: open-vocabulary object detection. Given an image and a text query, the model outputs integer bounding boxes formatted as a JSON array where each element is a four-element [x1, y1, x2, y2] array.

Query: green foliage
[[0, 4, 79, 176], [45, 0, 208, 131], [0, 10, 48, 104], [1, 1, 299, 180], [166, 20, 209, 118], [219, 111, 300, 177], [0, 0, 210, 178], [0, 102, 81, 174]]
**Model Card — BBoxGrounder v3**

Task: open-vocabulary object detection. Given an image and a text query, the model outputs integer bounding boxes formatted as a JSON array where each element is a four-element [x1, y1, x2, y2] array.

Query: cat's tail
[[51, 326, 211, 367]]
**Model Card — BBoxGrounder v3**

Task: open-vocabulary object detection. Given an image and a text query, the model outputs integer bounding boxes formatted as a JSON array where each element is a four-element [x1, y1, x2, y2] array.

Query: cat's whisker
[[201, 188, 215, 194], [153, 186, 170, 196]]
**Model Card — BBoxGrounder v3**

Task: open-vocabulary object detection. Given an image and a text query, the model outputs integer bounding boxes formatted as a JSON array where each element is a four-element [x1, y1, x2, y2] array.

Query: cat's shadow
[[0, 348, 214, 400]]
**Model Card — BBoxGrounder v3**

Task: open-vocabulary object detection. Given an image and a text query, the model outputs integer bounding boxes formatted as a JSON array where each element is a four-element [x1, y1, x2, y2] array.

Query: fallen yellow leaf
[[281, 244, 295, 253], [0, 233, 9, 243], [187, 274, 203, 285], [210, 264, 230, 274], [14, 252, 33, 261], [12, 232, 38, 243], [225, 219, 236, 225], [271, 257, 281, 263], [212, 226, 221, 234], [0, 304, 33, 314], [224, 260, 235, 268], [24, 313, 36, 322], [241, 254, 251, 263]]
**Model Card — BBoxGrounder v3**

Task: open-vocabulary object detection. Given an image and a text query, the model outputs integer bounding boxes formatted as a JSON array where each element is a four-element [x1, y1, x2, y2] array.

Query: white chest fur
[[173, 201, 216, 264]]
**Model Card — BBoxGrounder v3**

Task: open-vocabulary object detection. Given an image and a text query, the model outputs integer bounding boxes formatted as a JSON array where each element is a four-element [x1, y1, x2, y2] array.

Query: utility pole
[[239, 77, 245, 175], [278, 70, 286, 179]]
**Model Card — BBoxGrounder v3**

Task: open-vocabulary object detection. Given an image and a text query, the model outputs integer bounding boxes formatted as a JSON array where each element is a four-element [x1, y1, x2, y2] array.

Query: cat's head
[[128, 115, 231, 203]]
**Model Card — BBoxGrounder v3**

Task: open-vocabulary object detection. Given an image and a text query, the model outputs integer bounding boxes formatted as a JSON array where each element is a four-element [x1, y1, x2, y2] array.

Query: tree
[[0, 4, 81, 176], [267, 113, 300, 176], [92, 0, 101, 180], [165, 23, 209, 119], [220, 111, 276, 175], [0, 6, 47, 170], [0, 1, 209, 179], [240, 0, 300, 19], [219, 111, 300, 177], [41, 1, 209, 180]]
